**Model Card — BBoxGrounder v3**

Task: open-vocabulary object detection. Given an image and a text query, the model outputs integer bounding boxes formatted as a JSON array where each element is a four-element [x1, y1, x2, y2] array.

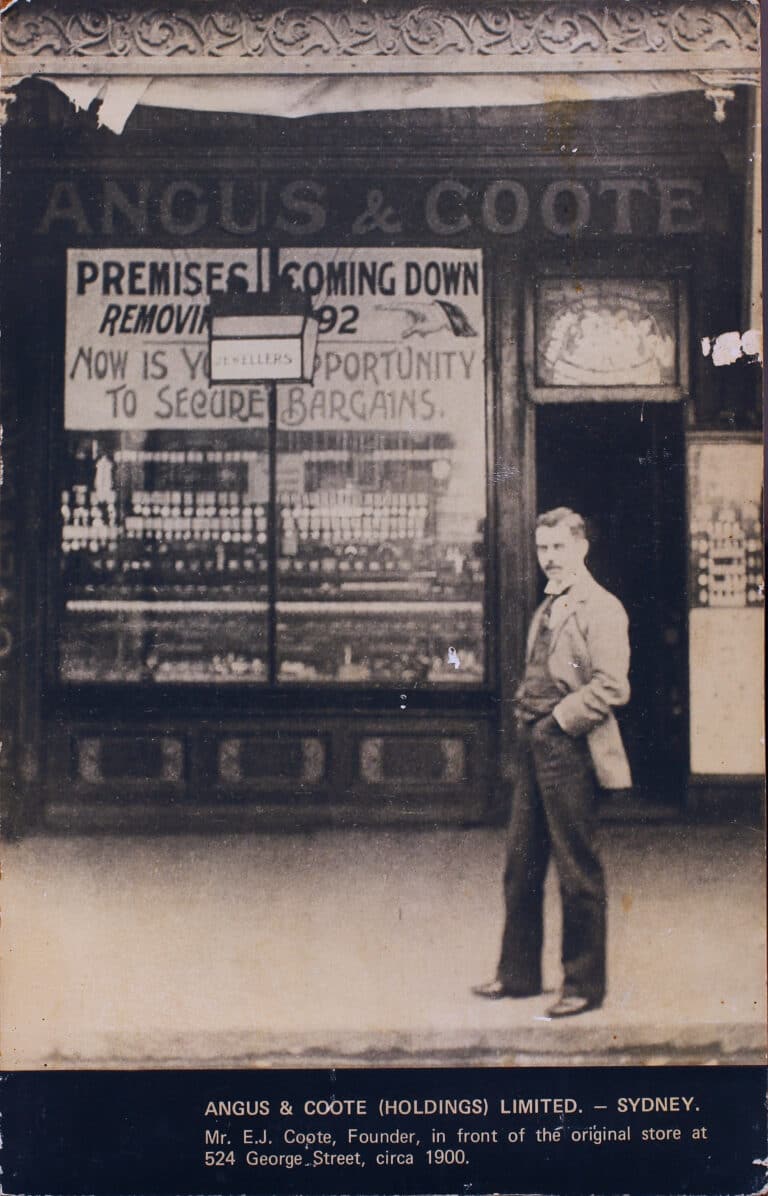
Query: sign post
[[208, 267, 320, 684]]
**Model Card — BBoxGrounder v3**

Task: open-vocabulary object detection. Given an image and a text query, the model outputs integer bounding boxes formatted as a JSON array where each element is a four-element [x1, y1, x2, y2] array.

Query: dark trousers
[[497, 717, 606, 1003]]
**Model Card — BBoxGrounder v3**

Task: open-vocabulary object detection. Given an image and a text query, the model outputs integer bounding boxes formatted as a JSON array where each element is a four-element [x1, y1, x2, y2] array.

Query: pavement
[[1, 820, 765, 1069]]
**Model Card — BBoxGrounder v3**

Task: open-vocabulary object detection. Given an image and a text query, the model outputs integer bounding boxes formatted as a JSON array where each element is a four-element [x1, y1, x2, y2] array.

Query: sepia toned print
[[0, 0, 763, 1119]]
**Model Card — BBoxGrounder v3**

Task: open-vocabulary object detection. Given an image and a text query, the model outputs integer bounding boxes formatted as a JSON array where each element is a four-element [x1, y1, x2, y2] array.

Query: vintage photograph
[[0, 0, 764, 1104]]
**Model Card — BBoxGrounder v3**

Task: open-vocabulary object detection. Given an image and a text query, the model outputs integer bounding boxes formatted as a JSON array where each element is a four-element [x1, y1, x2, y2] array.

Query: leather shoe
[[472, 980, 542, 1000], [545, 993, 601, 1018]]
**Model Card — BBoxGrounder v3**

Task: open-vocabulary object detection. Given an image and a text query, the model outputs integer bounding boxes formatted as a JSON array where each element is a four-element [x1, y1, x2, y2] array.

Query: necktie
[[540, 594, 557, 629]]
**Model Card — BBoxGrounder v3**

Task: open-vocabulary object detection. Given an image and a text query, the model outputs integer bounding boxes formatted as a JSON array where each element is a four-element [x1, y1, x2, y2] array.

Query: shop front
[[0, 1, 762, 831]]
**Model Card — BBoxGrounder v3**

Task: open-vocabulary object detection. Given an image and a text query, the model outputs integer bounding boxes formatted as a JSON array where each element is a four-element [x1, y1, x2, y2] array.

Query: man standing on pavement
[[473, 508, 631, 1018]]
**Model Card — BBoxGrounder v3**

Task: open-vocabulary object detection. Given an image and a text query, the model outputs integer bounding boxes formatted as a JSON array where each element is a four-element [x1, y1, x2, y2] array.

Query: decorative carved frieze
[[1, 3, 760, 70]]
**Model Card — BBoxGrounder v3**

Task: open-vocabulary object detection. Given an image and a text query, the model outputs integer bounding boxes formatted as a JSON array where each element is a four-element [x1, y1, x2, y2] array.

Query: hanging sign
[[208, 291, 319, 384]]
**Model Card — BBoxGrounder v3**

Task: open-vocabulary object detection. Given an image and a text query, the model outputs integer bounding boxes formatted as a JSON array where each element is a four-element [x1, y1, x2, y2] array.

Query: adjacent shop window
[[526, 278, 688, 402], [59, 248, 488, 687], [687, 436, 764, 776]]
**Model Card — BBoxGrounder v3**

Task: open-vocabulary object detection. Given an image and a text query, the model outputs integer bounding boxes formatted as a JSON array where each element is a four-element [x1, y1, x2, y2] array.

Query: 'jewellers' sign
[[37, 175, 723, 241]]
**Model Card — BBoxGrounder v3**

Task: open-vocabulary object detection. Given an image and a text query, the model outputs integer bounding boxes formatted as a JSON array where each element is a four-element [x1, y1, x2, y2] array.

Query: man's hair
[[536, 507, 587, 540]]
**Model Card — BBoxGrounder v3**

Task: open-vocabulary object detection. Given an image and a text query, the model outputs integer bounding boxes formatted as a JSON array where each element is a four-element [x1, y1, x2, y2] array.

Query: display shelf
[[276, 601, 485, 686], [60, 608, 269, 684], [66, 600, 270, 613], [276, 601, 483, 613]]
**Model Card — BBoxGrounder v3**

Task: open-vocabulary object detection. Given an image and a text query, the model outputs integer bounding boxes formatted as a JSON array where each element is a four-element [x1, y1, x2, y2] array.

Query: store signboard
[[65, 248, 271, 429], [38, 175, 718, 241]]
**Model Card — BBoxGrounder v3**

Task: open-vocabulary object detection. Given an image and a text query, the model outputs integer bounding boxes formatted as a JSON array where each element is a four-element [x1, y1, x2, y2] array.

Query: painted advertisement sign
[[65, 247, 485, 436], [276, 248, 484, 434]]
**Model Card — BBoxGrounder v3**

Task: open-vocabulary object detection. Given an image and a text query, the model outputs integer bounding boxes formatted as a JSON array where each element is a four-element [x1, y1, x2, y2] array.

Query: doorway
[[535, 403, 687, 803]]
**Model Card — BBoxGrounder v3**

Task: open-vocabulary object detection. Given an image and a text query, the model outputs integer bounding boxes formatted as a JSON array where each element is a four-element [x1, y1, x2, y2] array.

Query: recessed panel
[[217, 736, 327, 785], [358, 735, 467, 784], [75, 735, 184, 783]]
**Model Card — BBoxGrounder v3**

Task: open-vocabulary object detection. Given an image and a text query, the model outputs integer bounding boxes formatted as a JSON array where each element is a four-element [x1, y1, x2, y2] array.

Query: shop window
[[58, 248, 488, 689]]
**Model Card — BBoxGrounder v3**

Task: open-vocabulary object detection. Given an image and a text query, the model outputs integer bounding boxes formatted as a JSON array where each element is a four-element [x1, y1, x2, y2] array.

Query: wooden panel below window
[[75, 735, 185, 784], [216, 735, 327, 786], [44, 715, 495, 823], [358, 734, 469, 785]]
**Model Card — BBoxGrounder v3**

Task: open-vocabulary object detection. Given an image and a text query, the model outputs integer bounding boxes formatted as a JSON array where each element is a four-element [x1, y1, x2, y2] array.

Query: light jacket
[[522, 570, 632, 790]]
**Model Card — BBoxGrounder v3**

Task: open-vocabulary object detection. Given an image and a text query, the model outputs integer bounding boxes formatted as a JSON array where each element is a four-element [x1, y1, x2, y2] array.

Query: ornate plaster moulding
[[0, 2, 760, 77]]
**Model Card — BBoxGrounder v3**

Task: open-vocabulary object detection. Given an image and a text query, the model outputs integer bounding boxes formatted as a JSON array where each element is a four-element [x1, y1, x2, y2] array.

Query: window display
[[687, 439, 764, 609], [274, 430, 485, 684], [687, 436, 764, 775], [60, 433, 270, 682]]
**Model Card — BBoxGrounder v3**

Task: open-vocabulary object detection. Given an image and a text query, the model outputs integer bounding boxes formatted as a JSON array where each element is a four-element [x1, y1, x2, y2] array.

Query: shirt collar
[[544, 564, 589, 597]]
